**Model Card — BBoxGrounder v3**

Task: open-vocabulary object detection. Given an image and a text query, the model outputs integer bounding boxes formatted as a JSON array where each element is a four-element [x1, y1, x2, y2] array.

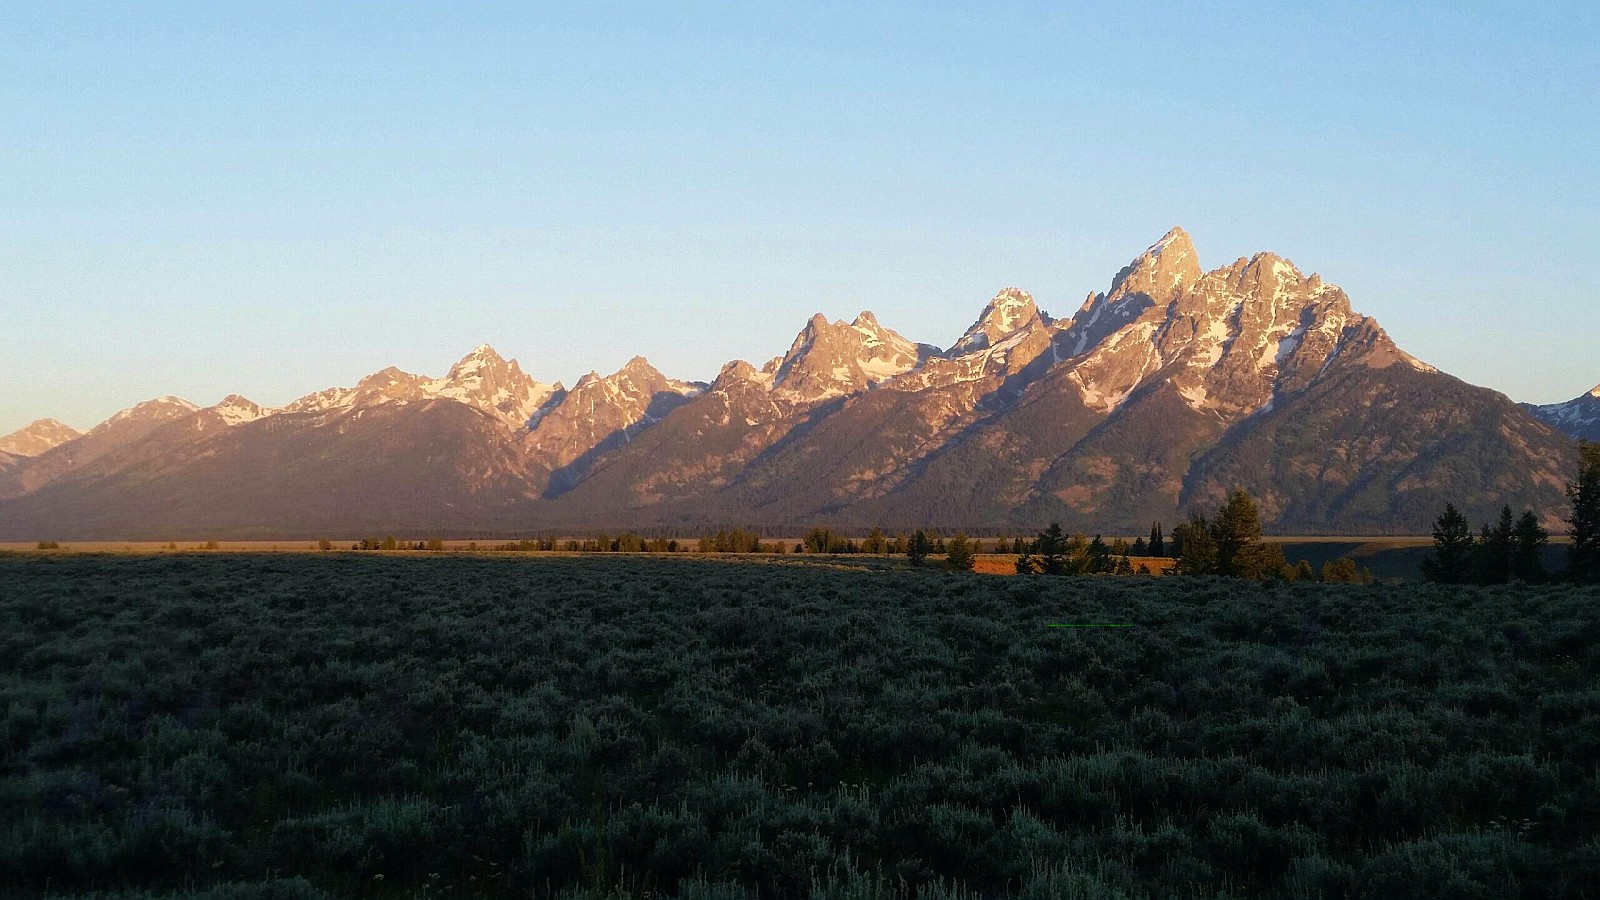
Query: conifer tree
[[1131, 536, 1148, 556], [1511, 510, 1549, 584], [1034, 523, 1072, 575], [945, 534, 976, 571], [1212, 490, 1272, 578], [1567, 442, 1600, 584], [1171, 516, 1217, 575], [1149, 522, 1165, 558], [1087, 535, 1112, 573], [906, 529, 933, 566], [1421, 503, 1475, 584], [1473, 507, 1516, 585], [862, 527, 888, 555]]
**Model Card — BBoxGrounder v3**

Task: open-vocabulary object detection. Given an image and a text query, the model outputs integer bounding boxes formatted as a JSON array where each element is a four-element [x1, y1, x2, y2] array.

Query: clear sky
[[3, 1, 1596, 434]]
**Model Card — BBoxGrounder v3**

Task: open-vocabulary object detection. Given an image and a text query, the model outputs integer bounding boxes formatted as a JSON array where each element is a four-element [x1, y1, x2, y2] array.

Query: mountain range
[[1, 228, 1590, 540]]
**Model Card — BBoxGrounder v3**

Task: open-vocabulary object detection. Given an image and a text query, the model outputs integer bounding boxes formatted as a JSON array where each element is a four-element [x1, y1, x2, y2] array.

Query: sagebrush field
[[2, 554, 1597, 899]]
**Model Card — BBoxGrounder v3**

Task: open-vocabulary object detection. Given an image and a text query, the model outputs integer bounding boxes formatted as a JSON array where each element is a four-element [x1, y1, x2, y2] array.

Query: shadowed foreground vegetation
[[2, 554, 1598, 899]]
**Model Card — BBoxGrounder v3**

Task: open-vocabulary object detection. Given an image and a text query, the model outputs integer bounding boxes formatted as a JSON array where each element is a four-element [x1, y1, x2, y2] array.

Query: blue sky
[[3, 1, 1596, 434]]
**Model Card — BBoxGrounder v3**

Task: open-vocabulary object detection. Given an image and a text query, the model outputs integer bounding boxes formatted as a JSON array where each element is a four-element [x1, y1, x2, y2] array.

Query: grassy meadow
[[2, 553, 1597, 899]]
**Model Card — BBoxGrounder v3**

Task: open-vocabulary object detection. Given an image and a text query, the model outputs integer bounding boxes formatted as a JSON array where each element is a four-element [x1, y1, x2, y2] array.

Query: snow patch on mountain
[[0, 419, 83, 457], [209, 395, 266, 426], [951, 288, 1044, 356]]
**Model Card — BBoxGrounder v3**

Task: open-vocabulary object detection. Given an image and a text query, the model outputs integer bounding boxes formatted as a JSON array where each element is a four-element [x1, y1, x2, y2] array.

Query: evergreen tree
[[862, 527, 888, 555], [1149, 522, 1165, 558], [1511, 511, 1549, 584], [1171, 516, 1217, 575], [1168, 525, 1185, 560], [1420, 503, 1476, 584], [1034, 523, 1072, 575], [1212, 490, 1274, 579], [945, 534, 976, 571], [906, 529, 934, 566], [1131, 536, 1148, 556], [1567, 442, 1600, 584], [1473, 507, 1516, 585], [1086, 535, 1112, 573]]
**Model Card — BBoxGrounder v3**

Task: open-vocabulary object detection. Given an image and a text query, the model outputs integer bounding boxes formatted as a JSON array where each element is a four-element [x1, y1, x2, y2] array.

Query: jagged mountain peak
[[764, 310, 929, 402], [1590, 383, 1600, 399], [0, 418, 82, 457], [447, 343, 510, 374], [1107, 227, 1202, 301], [951, 288, 1044, 355], [571, 357, 670, 392], [430, 345, 558, 428], [525, 354, 703, 473]]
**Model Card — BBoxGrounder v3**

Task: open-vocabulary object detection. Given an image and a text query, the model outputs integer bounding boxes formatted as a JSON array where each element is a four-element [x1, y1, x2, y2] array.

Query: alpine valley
[[1, 229, 1589, 540]]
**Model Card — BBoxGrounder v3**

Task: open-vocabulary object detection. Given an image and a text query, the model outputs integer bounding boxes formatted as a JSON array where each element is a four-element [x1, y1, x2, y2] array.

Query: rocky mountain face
[[523, 357, 703, 493], [0, 229, 1583, 539], [1528, 384, 1600, 442]]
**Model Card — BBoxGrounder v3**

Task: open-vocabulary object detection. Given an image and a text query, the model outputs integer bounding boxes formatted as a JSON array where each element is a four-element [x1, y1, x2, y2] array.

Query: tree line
[[1421, 440, 1600, 585], [1004, 491, 1372, 583]]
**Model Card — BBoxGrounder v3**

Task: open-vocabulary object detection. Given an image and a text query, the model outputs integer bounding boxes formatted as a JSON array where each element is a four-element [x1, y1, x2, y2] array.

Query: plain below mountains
[[1, 228, 1591, 540]]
